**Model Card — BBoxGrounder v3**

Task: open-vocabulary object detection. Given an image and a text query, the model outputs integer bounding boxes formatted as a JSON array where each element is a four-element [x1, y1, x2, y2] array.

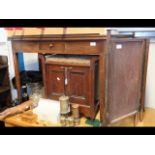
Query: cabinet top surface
[[8, 34, 107, 41], [8, 34, 147, 42]]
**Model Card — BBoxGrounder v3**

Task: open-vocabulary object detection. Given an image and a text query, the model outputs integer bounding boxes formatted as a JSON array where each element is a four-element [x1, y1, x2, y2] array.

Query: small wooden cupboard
[[42, 55, 99, 119]]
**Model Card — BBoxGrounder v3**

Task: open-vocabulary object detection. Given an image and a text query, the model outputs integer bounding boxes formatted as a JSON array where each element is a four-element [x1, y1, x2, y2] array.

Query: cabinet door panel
[[67, 67, 90, 105], [107, 41, 145, 123], [46, 65, 65, 100]]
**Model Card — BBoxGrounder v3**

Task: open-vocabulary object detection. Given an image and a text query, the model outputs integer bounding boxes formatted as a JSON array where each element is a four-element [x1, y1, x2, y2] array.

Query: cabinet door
[[106, 40, 145, 123], [66, 66, 90, 106], [46, 65, 65, 100]]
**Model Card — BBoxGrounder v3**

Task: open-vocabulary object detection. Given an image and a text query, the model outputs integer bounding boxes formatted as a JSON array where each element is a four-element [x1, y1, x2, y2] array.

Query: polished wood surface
[[8, 34, 106, 41]]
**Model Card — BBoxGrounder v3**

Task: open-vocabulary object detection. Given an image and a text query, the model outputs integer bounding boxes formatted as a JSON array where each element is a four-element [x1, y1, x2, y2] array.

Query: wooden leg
[[38, 54, 42, 73], [133, 113, 139, 127], [13, 52, 22, 102], [38, 54, 47, 97], [139, 109, 145, 122], [99, 53, 106, 126]]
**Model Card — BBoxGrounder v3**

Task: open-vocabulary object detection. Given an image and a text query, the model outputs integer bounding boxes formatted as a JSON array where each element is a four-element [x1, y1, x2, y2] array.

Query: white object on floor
[[33, 98, 60, 124]]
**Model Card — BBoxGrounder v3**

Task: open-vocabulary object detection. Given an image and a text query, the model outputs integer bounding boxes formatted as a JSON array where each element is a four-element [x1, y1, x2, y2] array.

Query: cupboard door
[[66, 67, 90, 106], [46, 65, 65, 100], [106, 41, 145, 123]]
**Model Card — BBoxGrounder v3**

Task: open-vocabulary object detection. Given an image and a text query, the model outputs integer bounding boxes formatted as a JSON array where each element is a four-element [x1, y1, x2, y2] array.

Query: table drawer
[[39, 41, 65, 53], [65, 41, 102, 54]]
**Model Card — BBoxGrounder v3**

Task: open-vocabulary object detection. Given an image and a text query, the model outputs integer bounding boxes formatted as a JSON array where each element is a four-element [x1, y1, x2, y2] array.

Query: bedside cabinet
[[43, 55, 99, 119]]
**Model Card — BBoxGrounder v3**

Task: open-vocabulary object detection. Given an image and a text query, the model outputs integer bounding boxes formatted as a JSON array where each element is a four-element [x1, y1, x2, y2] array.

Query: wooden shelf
[[0, 56, 12, 109], [0, 65, 8, 70], [0, 86, 10, 93]]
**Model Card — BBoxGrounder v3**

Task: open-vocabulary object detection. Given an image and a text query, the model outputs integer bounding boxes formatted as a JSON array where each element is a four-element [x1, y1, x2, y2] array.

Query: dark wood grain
[[139, 39, 150, 121], [108, 41, 144, 123], [103, 30, 149, 125], [46, 65, 66, 100], [0, 56, 12, 108], [43, 57, 99, 119]]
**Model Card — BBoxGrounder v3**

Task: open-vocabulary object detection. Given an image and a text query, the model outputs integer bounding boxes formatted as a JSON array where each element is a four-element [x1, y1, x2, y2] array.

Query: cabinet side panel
[[107, 41, 145, 122]]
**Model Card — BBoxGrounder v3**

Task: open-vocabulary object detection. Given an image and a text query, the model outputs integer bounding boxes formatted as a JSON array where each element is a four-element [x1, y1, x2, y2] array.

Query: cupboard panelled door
[[107, 40, 145, 123], [66, 67, 90, 106], [46, 65, 65, 100]]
